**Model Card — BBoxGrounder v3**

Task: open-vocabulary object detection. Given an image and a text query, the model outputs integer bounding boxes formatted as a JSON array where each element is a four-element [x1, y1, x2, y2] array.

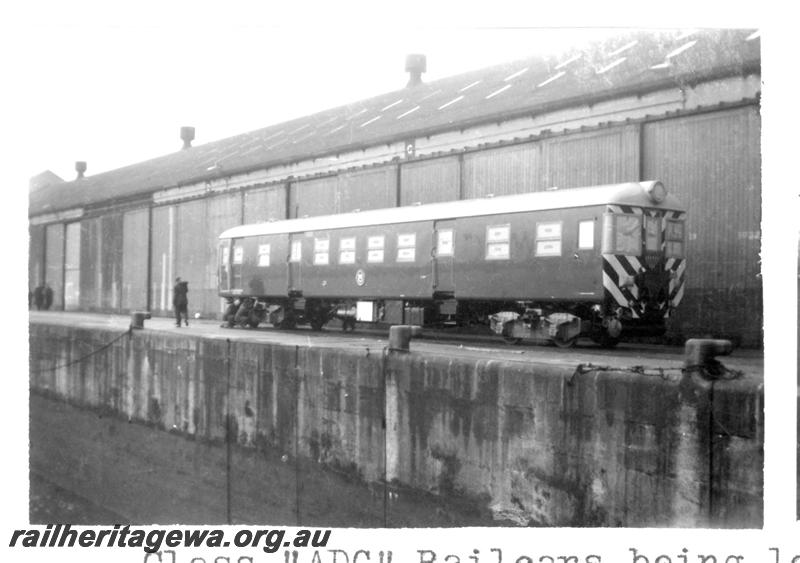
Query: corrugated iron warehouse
[[28, 29, 761, 345]]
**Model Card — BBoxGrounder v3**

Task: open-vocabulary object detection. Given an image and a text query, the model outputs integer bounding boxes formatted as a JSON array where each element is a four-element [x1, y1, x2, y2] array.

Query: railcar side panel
[[239, 234, 290, 297], [451, 207, 604, 301], [294, 221, 435, 300]]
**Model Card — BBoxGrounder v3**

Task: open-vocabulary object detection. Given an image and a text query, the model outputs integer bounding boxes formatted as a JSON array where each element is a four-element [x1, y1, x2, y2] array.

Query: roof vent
[[180, 126, 195, 150], [75, 161, 87, 179], [405, 54, 426, 87]]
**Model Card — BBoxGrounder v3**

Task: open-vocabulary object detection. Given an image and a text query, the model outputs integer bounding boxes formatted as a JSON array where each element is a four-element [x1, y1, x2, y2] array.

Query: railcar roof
[[220, 181, 684, 239]]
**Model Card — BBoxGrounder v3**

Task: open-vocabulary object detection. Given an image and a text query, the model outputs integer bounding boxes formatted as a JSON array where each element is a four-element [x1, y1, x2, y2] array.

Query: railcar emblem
[[355, 269, 366, 286]]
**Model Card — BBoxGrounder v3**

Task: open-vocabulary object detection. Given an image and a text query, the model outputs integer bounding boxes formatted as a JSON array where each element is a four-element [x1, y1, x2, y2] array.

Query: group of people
[[29, 283, 53, 310], [29, 278, 190, 325]]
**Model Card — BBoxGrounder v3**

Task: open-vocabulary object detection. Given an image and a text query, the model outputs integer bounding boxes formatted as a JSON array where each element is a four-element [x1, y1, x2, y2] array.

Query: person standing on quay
[[173, 277, 189, 327]]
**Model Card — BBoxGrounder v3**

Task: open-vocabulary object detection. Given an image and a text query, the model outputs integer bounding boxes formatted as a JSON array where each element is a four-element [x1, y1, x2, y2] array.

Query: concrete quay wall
[[28, 322, 763, 527]]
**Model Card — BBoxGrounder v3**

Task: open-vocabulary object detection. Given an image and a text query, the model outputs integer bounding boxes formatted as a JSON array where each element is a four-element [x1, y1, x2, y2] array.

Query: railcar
[[218, 181, 686, 347]]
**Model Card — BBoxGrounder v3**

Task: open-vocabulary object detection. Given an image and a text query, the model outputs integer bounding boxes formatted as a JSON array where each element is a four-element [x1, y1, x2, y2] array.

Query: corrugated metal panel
[[290, 176, 337, 218], [150, 205, 175, 314], [243, 185, 287, 223], [79, 217, 101, 310], [64, 222, 81, 310], [538, 125, 640, 188], [102, 214, 124, 311], [174, 199, 208, 318], [152, 195, 243, 317], [643, 106, 761, 345], [462, 125, 639, 198], [44, 224, 64, 310], [78, 214, 123, 312], [29, 224, 46, 289], [204, 193, 242, 315], [122, 208, 149, 311], [400, 156, 460, 205], [336, 166, 396, 213], [463, 143, 541, 199]]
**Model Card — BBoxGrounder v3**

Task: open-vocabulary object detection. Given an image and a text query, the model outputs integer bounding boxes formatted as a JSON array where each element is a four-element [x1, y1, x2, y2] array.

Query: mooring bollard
[[684, 338, 733, 376], [130, 311, 152, 330], [388, 325, 423, 352]]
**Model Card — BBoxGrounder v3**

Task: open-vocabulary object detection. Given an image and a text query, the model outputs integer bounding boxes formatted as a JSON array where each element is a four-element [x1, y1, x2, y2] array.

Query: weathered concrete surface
[[29, 319, 763, 527]]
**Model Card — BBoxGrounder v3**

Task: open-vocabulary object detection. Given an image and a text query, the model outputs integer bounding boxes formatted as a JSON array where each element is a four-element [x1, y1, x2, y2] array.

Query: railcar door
[[433, 220, 456, 296], [218, 240, 231, 292], [230, 238, 244, 291], [288, 233, 303, 294]]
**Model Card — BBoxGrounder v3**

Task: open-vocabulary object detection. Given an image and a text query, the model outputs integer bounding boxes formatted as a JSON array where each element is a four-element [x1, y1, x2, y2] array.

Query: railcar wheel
[[553, 335, 577, 348], [503, 335, 522, 345], [248, 319, 260, 329]]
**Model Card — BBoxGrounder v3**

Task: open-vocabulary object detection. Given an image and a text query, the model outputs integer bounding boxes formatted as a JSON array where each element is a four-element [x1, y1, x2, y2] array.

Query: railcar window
[[602, 214, 642, 256], [257, 244, 270, 267], [645, 216, 661, 252], [367, 235, 385, 263], [233, 245, 244, 264], [578, 220, 594, 249], [486, 224, 510, 260], [339, 237, 356, 264], [535, 222, 562, 256], [314, 237, 330, 265], [222, 246, 230, 265], [290, 240, 302, 263], [397, 233, 416, 262], [666, 220, 684, 240], [437, 229, 454, 257], [665, 219, 685, 258]]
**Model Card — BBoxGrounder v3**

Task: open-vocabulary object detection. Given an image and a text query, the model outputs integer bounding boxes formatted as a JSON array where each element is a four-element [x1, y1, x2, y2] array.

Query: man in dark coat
[[33, 285, 45, 310], [43, 283, 53, 310], [173, 277, 189, 327]]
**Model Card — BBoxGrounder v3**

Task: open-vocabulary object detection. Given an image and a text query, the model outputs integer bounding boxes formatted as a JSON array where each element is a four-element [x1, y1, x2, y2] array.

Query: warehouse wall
[[290, 167, 397, 218], [462, 125, 640, 197], [64, 222, 80, 310], [28, 225, 45, 292], [643, 106, 762, 345], [28, 105, 762, 345], [243, 184, 287, 223], [122, 208, 149, 312], [79, 214, 123, 312], [400, 156, 460, 205], [44, 224, 65, 310]]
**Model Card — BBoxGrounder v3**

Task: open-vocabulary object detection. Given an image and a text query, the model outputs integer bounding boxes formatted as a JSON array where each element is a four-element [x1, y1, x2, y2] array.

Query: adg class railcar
[[218, 181, 686, 347]]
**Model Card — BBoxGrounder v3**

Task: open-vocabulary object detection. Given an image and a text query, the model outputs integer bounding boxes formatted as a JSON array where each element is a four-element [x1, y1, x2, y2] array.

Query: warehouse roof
[[29, 29, 760, 217]]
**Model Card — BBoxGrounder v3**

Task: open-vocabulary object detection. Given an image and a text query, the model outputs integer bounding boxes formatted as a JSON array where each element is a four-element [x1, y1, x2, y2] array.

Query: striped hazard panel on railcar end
[[663, 210, 687, 313], [602, 206, 686, 318]]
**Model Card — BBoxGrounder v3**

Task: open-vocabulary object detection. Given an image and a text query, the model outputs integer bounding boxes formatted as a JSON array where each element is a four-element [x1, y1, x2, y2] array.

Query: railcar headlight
[[643, 181, 667, 204]]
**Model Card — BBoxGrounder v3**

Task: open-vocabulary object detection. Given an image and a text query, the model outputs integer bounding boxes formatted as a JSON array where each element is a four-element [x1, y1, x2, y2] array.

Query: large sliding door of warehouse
[[45, 223, 65, 310], [642, 105, 762, 346], [122, 208, 149, 312], [64, 222, 81, 311]]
